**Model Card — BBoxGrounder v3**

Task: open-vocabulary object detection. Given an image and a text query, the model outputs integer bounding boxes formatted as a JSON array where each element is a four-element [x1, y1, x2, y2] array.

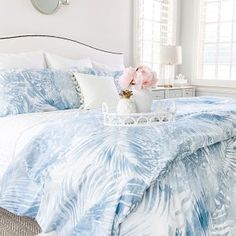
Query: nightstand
[[152, 86, 195, 100]]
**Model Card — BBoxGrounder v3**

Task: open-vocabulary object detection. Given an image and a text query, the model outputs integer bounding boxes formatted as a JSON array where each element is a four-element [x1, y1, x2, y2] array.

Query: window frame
[[133, 0, 178, 83], [192, 0, 236, 88]]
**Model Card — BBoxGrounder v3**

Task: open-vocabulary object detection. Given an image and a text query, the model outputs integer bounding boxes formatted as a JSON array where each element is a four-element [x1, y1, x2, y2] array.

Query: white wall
[[179, 0, 196, 82], [0, 0, 133, 65], [180, 0, 236, 97]]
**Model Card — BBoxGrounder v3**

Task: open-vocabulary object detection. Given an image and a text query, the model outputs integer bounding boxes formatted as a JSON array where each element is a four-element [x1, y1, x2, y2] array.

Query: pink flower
[[119, 65, 158, 90], [136, 66, 157, 89], [119, 67, 136, 90]]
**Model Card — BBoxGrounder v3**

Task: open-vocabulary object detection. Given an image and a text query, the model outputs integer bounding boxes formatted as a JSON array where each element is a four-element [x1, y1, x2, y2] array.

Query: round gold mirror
[[31, 0, 61, 15]]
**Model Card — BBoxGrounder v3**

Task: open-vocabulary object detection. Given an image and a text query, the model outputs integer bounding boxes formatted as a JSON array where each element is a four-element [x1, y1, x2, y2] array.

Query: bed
[[0, 35, 235, 236]]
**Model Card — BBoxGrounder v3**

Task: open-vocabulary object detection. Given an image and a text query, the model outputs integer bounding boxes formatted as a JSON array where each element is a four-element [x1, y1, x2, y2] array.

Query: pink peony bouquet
[[119, 65, 158, 90]]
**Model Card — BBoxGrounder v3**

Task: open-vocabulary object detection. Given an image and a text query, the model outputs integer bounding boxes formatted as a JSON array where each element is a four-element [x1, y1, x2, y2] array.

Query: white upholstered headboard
[[0, 35, 124, 66]]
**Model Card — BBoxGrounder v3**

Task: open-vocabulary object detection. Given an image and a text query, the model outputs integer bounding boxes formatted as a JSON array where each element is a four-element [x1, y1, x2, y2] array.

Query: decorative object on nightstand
[[160, 45, 182, 87], [119, 66, 158, 113], [174, 74, 189, 87], [117, 90, 136, 114]]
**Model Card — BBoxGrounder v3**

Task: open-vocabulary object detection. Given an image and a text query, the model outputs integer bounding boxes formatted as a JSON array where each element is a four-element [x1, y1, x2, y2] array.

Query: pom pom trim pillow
[[73, 72, 119, 110], [0, 69, 81, 117]]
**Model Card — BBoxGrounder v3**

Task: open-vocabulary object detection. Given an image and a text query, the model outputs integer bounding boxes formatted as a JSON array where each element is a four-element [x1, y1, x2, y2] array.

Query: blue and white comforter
[[0, 97, 235, 236]]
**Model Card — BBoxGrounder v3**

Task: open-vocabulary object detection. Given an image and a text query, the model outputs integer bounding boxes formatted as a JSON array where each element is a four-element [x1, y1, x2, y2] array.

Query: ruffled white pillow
[[0, 51, 46, 70], [92, 60, 124, 72], [45, 52, 92, 70]]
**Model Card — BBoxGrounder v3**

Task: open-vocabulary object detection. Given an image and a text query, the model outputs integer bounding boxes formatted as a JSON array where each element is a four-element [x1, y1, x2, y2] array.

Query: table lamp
[[160, 45, 182, 87]]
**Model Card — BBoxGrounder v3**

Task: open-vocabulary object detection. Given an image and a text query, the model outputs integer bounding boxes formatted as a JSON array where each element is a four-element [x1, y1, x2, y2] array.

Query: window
[[134, 0, 177, 82], [196, 0, 236, 84]]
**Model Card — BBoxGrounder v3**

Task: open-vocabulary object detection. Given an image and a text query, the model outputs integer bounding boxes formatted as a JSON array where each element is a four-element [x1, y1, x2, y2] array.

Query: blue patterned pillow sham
[[0, 69, 81, 117]]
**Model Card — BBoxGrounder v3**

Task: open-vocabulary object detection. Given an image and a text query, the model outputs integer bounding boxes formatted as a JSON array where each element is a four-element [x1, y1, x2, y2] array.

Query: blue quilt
[[0, 97, 235, 236]]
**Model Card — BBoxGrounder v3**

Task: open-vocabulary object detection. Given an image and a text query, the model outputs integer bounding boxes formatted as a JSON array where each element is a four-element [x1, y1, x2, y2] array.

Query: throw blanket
[[0, 97, 235, 236]]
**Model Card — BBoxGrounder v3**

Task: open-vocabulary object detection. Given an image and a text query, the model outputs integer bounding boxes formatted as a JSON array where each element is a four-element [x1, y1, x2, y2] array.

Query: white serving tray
[[102, 103, 176, 127]]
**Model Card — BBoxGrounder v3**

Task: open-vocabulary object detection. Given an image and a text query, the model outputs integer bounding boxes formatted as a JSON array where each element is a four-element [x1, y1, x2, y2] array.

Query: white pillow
[[73, 73, 119, 110], [92, 60, 125, 72], [0, 51, 46, 70], [45, 52, 92, 70]]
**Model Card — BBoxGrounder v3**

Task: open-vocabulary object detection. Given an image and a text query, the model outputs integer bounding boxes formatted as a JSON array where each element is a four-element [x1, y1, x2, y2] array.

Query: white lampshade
[[160, 45, 182, 65]]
